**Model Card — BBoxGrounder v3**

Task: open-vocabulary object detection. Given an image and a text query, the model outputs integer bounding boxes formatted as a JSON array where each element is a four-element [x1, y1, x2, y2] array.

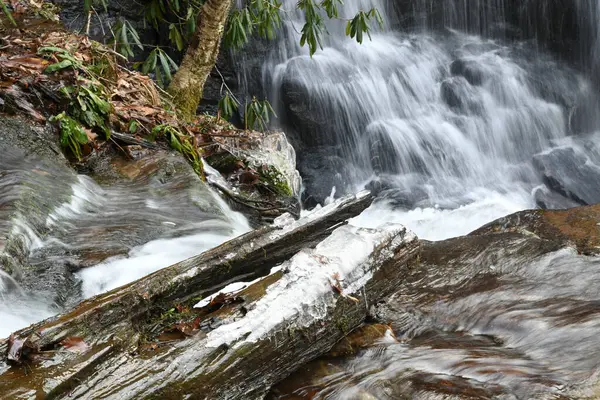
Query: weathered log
[[0, 191, 388, 399]]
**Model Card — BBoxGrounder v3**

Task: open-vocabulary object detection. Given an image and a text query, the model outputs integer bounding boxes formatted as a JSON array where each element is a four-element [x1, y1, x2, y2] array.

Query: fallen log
[[0, 191, 416, 399]]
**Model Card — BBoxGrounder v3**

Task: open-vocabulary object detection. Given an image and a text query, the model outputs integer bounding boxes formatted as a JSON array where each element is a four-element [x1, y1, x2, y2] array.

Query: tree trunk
[[168, 0, 233, 121], [0, 192, 380, 399]]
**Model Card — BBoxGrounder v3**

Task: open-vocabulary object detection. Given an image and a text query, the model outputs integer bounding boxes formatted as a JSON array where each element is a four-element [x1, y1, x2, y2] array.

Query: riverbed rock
[[533, 147, 600, 205], [472, 203, 600, 255], [206, 130, 302, 223]]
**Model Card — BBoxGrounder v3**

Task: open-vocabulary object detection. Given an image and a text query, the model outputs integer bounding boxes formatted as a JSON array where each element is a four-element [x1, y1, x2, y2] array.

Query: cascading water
[[0, 169, 250, 338], [251, 0, 600, 239], [241, 1, 600, 397]]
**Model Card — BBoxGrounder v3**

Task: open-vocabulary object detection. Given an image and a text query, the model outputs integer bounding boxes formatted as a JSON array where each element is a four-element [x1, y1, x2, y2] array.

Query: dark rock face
[[392, 0, 581, 65], [533, 147, 600, 206], [279, 57, 359, 148], [440, 77, 482, 114], [533, 185, 580, 210], [450, 58, 485, 86], [297, 147, 354, 207]]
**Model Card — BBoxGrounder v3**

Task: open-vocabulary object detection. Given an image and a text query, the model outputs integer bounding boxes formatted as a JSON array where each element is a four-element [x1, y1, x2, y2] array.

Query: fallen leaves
[[5, 333, 93, 366], [330, 272, 360, 303], [6, 334, 39, 364], [59, 336, 90, 353], [0, 55, 48, 71]]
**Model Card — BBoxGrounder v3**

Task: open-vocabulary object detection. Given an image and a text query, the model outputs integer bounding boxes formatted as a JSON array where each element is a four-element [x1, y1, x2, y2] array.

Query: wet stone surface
[[269, 204, 600, 399]]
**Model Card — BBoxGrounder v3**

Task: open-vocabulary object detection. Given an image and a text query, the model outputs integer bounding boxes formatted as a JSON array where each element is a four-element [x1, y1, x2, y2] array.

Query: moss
[[334, 314, 352, 335], [258, 165, 292, 197], [206, 153, 242, 173]]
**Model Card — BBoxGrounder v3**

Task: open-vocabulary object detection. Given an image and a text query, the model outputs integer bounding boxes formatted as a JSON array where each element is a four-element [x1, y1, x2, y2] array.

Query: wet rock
[[297, 147, 354, 207], [569, 96, 600, 135], [472, 203, 600, 255], [205, 131, 302, 223], [280, 57, 357, 148], [440, 77, 483, 114], [0, 115, 76, 294], [61, 145, 226, 269], [373, 186, 431, 210], [365, 123, 428, 176], [533, 147, 600, 205], [450, 58, 486, 86], [327, 324, 395, 357], [533, 185, 580, 210]]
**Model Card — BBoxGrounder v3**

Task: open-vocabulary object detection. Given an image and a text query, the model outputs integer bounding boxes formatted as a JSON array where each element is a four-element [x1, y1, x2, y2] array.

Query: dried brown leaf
[[60, 336, 90, 353]]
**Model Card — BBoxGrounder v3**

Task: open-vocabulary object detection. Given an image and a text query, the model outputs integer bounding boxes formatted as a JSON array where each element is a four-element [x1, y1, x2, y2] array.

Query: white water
[[255, 0, 600, 240], [352, 187, 532, 240]]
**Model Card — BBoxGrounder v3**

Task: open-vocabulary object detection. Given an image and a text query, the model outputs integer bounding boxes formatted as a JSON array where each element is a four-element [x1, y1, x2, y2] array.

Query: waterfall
[[244, 0, 600, 238]]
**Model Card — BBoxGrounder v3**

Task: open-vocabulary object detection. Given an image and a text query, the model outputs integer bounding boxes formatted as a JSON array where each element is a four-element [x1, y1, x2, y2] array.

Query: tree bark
[[168, 0, 233, 121]]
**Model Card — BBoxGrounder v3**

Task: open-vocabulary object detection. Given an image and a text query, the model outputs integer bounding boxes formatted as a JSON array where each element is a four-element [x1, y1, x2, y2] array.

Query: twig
[[91, 7, 106, 38], [110, 131, 159, 149], [208, 179, 287, 213], [85, 11, 92, 36], [110, 137, 134, 159]]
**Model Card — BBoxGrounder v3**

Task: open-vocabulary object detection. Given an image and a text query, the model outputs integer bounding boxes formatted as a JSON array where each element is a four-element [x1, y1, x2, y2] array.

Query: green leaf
[[129, 120, 139, 133], [142, 49, 157, 74], [45, 59, 74, 73], [158, 50, 172, 82], [1, 0, 16, 26], [169, 24, 184, 51]]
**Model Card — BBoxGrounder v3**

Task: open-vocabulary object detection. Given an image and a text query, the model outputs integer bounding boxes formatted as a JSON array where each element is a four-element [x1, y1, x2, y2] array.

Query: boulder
[[533, 147, 600, 205], [472, 203, 600, 255], [440, 77, 483, 114], [533, 184, 580, 210], [297, 147, 354, 207], [450, 58, 486, 86], [205, 131, 302, 223], [280, 56, 357, 148]]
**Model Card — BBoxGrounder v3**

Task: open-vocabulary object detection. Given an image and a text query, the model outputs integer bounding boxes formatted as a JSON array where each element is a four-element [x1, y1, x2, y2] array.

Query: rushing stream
[[2, 0, 600, 398], [0, 166, 249, 337]]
